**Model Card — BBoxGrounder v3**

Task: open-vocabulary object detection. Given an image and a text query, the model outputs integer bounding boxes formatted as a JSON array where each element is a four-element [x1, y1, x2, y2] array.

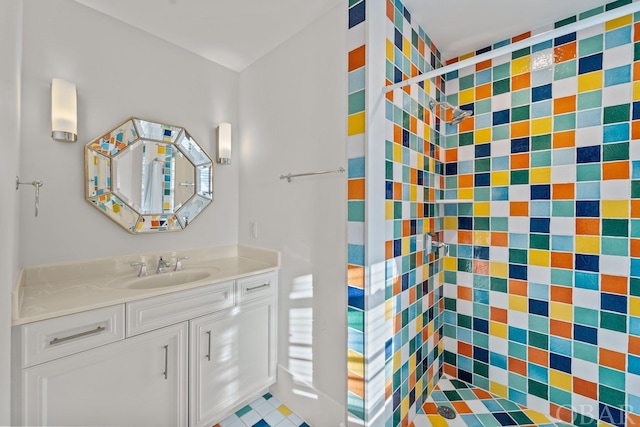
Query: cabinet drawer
[[21, 305, 125, 368], [127, 281, 235, 337], [237, 272, 277, 303]]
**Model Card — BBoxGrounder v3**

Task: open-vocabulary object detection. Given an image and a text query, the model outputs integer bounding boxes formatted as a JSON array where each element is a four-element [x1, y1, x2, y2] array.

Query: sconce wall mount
[[51, 78, 77, 143], [216, 122, 231, 165]]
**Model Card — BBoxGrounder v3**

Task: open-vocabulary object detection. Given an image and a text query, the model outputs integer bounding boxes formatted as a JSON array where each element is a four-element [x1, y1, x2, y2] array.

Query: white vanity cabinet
[[190, 272, 277, 427], [13, 270, 278, 427]]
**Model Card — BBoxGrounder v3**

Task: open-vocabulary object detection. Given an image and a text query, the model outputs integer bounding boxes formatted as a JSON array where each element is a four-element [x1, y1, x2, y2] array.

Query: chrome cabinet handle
[[206, 331, 212, 362], [49, 326, 106, 345], [163, 345, 168, 380], [246, 283, 269, 292]]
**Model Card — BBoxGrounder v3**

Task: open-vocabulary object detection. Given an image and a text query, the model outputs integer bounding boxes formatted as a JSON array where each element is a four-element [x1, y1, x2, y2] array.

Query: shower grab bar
[[280, 167, 345, 183]]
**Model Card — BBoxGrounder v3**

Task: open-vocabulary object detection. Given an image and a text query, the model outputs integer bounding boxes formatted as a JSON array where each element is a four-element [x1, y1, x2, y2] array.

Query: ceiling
[[75, 0, 610, 72]]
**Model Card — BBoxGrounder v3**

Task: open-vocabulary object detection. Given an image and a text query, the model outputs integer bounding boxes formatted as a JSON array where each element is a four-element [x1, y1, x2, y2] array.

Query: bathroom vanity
[[11, 246, 279, 427]]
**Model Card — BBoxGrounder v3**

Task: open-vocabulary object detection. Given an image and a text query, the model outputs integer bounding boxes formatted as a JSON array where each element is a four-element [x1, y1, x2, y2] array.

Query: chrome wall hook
[[16, 176, 44, 217]]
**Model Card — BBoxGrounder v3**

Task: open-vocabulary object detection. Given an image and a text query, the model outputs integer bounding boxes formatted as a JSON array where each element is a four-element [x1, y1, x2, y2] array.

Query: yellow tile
[[474, 202, 490, 217], [157, 145, 165, 154], [512, 56, 530, 75], [525, 410, 552, 424], [475, 128, 491, 143], [386, 39, 395, 61], [348, 349, 364, 377], [393, 350, 402, 370], [530, 167, 551, 184], [492, 171, 509, 186], [278, 405, 292, 417], [578, 71, 603, 92], [458, 188, 474, 200], [409, 185, 417, 201], [385, 299, 393, 320], [348, 112, 365, 135], [444, 256, 457, 271], [386, 201, 394, 220], [459, 88, 475, 105], [550, 370, 572, 391], [409, 354, 416, 372], [403, 37, 411, 58], [402, 237, 410, 253], [575, 236, 600, 254], [401, 396, 409, 417], [417, 155, 424, 171], [490, 321, 508, 339], [634, 81, 640, 101], [529, 249, 549, 267], [509, 295, 528, 312], [444, 217, 457, 230], [460, 51, 475, 61], [490, 381, 508, 398], [474, 230, 490, 246], [605, 14, 632, 30], [490, 261, 508, 278], [113, 203, 120, 213], [427, 415, 450, 427], [531, 117, 552, 135], [393, 143, 403, 162], [550, 301, 573, 322], [630, 297, 640, 317], [602, 200, 629, 218], [415, 313, 423, 331]]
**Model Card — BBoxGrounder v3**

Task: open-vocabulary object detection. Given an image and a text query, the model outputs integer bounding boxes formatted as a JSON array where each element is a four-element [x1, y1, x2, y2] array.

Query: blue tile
[[550, 336, 572, 356], [475, 173, 491, 187], [629, 354, 640, 375], [604, 64, 631, 86], [575, 271, 599, 290], [531, 184, 551, 200], [579, 53, 603, 74], [491, 351, 508, 369], [552, 235, 573, 251], [532, 84, 552, 102], [576, 182, 600, 199], [577, 109, 602, 128], [529, 363, 548, 382], [492, 186, 509, 200], [511, 137, 530, 153], [348, 1, 366, 29], [459, 217, 473, 230], [550, 353, 572, 373], [348, 286, 364, 310], [530, 218, 550, 233], [473, 346, 489, 363], [575, 253, 599, 272], [493, 155, 510, 170], [532, 100, 552, 118], [475, 143, 491, 158], [493, 109, 510, 125], [633, 101, 640, 120], [509, 326, 527, 344], [577, 145, 601, 163], [603, 123, 629, 143], [509, 264, 527, 280], [605, 25, 631, 49], [555, 32, 576, 46], [574, 324, 598, 345], [476, 69, 492, 85], [601, 293, 627, 314], [529, 299, 549, 316], [576, 200, 600, 217]]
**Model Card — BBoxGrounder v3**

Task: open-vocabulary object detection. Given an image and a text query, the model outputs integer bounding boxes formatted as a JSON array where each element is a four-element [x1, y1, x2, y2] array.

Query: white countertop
[[12, 245, 280, 326]]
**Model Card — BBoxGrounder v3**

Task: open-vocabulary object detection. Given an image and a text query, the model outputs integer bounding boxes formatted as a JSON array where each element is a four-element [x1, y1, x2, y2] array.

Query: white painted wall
[[239, 4, 347, 425], [19, 0, 239, 267], [0, 0, 22, 422]]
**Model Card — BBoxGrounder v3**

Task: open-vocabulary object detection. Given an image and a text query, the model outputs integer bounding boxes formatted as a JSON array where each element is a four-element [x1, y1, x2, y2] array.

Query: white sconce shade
[[217, 122, 231, 164], [51, 78, 77, 142]]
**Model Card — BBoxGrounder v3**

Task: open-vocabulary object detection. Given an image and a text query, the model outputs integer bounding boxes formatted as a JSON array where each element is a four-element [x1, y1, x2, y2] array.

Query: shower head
[[428, 100, 473, 125]]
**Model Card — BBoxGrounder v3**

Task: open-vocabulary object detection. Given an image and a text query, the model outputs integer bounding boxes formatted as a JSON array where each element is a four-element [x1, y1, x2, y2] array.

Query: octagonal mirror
[[85, 118, 213, 233]]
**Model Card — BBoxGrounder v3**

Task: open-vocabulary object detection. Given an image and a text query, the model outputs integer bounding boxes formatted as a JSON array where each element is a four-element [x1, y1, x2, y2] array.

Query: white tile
[[219, 414, 242, 427], [599, 329, 628, 353], [239, 411, 262, 426], [576, 127, 604, 147], [509, 184, 530, 201], [492, 93, 512, 111], [347, 134, 365, 158], [458, 63, 475, 78], [287, 413, 303, 425], [508, 310, 528, 329], [264, 409, 286, 426], [492, 139, 511, 156], [603, 44, 633, 69], [489, 246, 509, 263], [599, 255, 629, 276], [601, 180, 630, 200], [488, 335, 508, 355], [492, 52, 511, 66], [254, 400, 275, 417], [577, 22, 604, 40], [573, 359, 599, 383], [457, 271, 473, 287], [508, 217, 529, 233], [532, 50, 554, 71], [553, 76, 578, 98], [410, 414, 431, 427], [529, 266, 551, 284], [551, 164, 576, 183], [488, 364, 508, 385], [489, 290, 509, 309], [630, 140, 640, 159], [490, 201, 509, 217], [602, 82, 631, 106], [457, 299, 473, 316], [457, 145, 474, 161], [573, 289, 600, 310], [275, 419, 297, 427]]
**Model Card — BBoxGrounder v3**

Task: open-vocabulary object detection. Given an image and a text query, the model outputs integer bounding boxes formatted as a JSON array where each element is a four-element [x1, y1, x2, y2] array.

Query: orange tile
[[348, 373, 365, 398], [459, 116, 475, 133], [473, 260, 490, 275], [451, 401, 473, 414], [554, 95, 576, 114], [512, 72, 531, 90], [604, 161, 629, 180], [573, 377, 598, 400], [630, 335, 640, 356], [348, 265, 365, 289], [385, 90, 394, 102], [476, 83, 492, 100], [635, 22, 640, 42], [509, 279, 528, 296], [423, 402, 439, 415], [402, 220, 410, 237], [385, 241, 393, 260], [445, 148, 458, 162], [599, 348, 626, 371], [551, 252, 573, 269], [348, 179, 365, 200], [511, 121, 530, 138], [459, 174, 474, 188], [410, 116, 417, 134], [551, 285, 573, 304], [472, 387, 493, 399], [476, 59, 492, 71], [394, 182, 402, 199], [633, 120, 640, 138], [509, 357, 527, 376], [632, 200, 640, 218], [458, 231, 473, 244], [601, 274, 628, 295], [491, 307, 508, 323], [348, 45, 366, 72], [386, 0, 394, 21], [550, 320, 572, 339], [576, 218, 600, 235], [512, 31, 531, 43], [444, 363, 457, 377], [529, 347, 548, 367], [510, 201, 529, 216], [459, 342, 473, 357], [553, 130, 575, 148], [552, 183, 574, 199], [550, 403, 574, 424], [394, 124, 402, 143], [511, 153, 530, 169], [629, 413, 640, 426], [554, 42, 576, 63], [491, 232, 509, 247], [458, 285, 472, 301]]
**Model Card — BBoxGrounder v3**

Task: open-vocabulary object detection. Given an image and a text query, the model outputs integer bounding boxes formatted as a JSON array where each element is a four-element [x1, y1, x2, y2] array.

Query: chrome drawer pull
[[163, 345, 169, 380], [49, 326, 106, 345], [246, 283, 269, 292], [206, 331, 212, 362]]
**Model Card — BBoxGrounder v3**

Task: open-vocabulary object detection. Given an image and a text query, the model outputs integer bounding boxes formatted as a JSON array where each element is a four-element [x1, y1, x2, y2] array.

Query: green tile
[[602, 142, 629, 162], [459, 203, 473, 216], [631, 220, 640, 237], [635, 42, 640, 62], [473, 360, 489, 377], [599, 384, 626, 408], [602, 218, 629, 237], [549, 386, 572, 407], [580, 6, 604, 19], [509, 411, 534, 425], [631, 277, 640, 297], [444, 324, 456, 338], [474, 332, 489, 348], [555, 15, 577, 28], [457, 389, 477, 400], [530, 233, 550, 250], [493, 78, 510, 95], [531, 150, 552, 167], [579, 34, 604, 57], [599, 366, 626, 391], [444, 350, 456, 365], [477, 413, 502, 427], [348, 90, 364, 115], [475, 217, 490, 230], [511, 170, 529, 184], [632, 181, 640, 198], [497, 398, 520, 411], [491, 217, 508, 231], [577, 164, 601, 181], [607, 0, 632, 11], [552, 201, 575, 217], [493, 125, 510, 140], [509, 249, 528, 264], [444, 270, 457, 284], [509, 341, 527, 359], [491, 277, 508, 293], [444, 297, 457, 311], [348, 201, 365, 221], [509, 372, 527, 392], [601, 311, 627, 332], [578, 90, 602, 110], [531, 134, 552, 151], [529, 315, 548, 333], [554, 60, 577, 80], [574, 342, 597, 363], [443, 390, 463, 401], [512, 89, 531, 107], [493, 63, 511, 80], [603, 104, 630, 124], [458, 313, 472, 329], [529, 331, 548, 350], [512, 105, 530, 122], [528, 379, 548, 399], [459, 132, 474, 146], [475, 158, 491, 172], [575, 307, 599, 327], [459, 74, 475, 90], [602, 237, 628, 256], [551, 269, 573, 286], [512, 47, 530, 60], [573, 414, 598, 427], [235, 405, 253, 417], [476, 99, 492, 114], [554, 113, 576, 131]]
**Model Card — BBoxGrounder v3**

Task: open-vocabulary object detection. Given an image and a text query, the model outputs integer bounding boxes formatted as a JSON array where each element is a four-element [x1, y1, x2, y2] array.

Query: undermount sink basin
[[122, 268, 220, 290]]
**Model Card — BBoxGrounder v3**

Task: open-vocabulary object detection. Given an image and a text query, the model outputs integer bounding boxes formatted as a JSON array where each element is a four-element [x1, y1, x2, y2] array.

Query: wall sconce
[[51, 78, 77, 142], [217, 122, 231, 164]]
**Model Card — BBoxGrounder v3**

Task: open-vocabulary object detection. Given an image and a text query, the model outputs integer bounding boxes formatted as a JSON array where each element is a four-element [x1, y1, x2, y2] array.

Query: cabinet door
[[23, 322, 188, 427], [190, 298, 276, 427]]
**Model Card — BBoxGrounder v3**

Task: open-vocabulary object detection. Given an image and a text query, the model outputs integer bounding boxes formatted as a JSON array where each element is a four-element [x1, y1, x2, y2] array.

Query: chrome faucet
[[156, 256, 171, 274]]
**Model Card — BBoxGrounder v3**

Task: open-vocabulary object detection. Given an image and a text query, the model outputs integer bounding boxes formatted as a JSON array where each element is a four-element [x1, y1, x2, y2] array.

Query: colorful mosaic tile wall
[[439, 1, 640, 426], [383, 0, 448, 425]]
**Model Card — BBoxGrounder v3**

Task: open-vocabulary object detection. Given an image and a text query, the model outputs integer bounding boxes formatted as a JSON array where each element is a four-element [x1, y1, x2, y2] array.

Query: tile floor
[[413, 375, 570, 427], [214, 393, 310, 427]]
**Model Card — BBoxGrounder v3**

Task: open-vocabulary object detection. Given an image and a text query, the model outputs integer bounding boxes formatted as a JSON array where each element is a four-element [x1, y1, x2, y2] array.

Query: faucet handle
[[174, 256, 189, 271], [130, 262, 148, 277]]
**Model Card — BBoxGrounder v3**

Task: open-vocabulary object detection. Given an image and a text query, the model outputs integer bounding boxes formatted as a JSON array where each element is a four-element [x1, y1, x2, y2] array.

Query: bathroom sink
[[122, 268, 220, 290]]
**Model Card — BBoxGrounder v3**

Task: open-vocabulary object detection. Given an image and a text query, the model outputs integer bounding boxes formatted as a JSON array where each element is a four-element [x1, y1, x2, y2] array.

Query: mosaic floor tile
[[412, 376, 570, 427], [214, 393, 310, 427]]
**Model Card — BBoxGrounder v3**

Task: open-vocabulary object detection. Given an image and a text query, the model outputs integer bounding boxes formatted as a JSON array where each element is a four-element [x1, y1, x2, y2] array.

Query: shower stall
[[347, 0, 640, 426]]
